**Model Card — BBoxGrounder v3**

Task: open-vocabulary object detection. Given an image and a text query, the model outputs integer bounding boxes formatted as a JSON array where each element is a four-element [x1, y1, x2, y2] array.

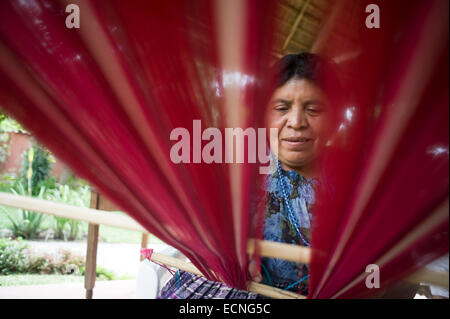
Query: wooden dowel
[[0, 191, 148, 233], [404, 268, 449, 289], [150, 251, 305, 299], [151, 252, 204, 277], [140, 233, 149, 262], [247, 238, 310, 264], [247, 281, 305, 299]]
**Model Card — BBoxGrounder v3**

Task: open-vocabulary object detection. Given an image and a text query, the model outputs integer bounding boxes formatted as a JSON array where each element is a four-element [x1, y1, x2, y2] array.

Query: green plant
[[46, 184, 90, 241], [2, 184, 48, 239], [67, 219, 81, 241], [46, 185, 70, 240], [20, 143, 54, 196], [0, 131, 10, 165], [0, 114, 25, 133], [95, 266, 116, 281], [0, 173, 18, 192], [53, 217, 70, 240], [65, 175, 89, 190], [29, 249, 85, 275], [0, 238, 86, 276], [0, 114, 25, 165], [0, 238, 29, 275], [58, 249, 85, 275]]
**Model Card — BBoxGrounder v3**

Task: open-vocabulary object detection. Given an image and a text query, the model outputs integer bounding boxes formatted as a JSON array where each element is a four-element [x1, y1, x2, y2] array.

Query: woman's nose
[[287, 108, 308, 130]]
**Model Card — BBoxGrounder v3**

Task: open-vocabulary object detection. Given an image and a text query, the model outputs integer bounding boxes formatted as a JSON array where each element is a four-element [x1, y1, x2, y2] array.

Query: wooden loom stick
[[247, 238, 311, 264]]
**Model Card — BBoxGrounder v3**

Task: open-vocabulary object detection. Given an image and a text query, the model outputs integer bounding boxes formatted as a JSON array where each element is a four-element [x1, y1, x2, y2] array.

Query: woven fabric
[[159, 271, 257, 299]]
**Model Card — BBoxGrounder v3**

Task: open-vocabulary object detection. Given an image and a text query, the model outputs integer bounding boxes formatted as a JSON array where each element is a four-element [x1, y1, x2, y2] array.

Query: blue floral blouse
[[261, 167, 316, 295]]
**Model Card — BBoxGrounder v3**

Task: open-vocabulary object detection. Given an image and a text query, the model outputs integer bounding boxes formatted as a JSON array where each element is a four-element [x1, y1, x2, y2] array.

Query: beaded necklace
[[276, 159, 311, 247]]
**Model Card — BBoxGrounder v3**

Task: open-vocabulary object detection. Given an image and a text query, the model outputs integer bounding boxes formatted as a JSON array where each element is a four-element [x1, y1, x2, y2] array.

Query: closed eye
[[275, 104, 290, 112], [272, 99, 292, 112], [306, 107, 324, 115], [305, 100, 326, 116]]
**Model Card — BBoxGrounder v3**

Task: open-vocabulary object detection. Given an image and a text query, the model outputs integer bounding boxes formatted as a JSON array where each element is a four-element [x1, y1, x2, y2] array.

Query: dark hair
[[271, 53, 344, 100]]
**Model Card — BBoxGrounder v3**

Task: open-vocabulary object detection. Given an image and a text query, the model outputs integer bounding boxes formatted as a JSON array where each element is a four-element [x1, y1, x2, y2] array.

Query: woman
[[251, 52, 338, 296], [159, 53, 339, 299]]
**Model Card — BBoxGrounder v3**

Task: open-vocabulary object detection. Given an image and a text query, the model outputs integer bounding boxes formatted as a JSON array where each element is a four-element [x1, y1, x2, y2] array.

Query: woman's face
[[266, 78, 332, 175]]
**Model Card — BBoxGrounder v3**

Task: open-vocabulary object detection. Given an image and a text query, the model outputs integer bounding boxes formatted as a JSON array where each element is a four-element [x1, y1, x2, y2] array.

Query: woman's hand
[[248, 260, 263, 283]]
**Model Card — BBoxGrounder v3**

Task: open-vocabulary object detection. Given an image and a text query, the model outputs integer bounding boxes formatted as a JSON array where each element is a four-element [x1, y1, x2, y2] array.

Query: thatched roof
[[273, 0, 330, 56]]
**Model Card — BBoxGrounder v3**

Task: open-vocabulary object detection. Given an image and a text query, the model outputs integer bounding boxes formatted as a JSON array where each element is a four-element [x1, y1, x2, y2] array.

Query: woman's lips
[[281, 137, 312, 150]]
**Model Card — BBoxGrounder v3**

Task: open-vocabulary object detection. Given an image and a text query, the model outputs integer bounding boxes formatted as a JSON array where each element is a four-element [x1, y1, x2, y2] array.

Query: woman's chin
[[279, 153, 311, 170]]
